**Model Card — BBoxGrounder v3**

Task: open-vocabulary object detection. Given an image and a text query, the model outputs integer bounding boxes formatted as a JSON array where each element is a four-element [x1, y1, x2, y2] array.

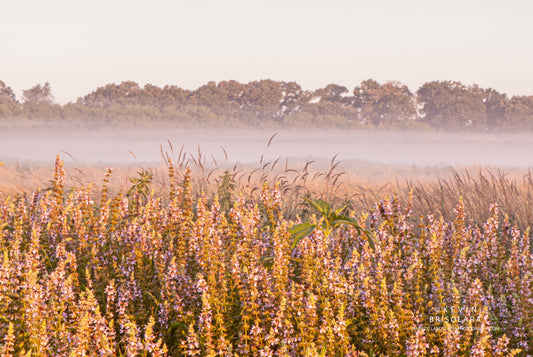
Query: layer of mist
[[1, 127, 533, 168]]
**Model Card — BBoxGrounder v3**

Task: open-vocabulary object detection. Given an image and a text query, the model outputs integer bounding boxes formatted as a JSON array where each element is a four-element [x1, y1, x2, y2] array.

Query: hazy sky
[[2, 0, 532, 103]]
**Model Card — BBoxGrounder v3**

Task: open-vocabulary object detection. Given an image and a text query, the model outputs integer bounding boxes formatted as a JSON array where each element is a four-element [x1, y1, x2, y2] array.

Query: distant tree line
[[1, 79, 533, 130]]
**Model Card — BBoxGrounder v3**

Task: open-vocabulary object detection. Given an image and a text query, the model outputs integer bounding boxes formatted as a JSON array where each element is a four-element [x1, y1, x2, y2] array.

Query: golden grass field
[[2, 155, 533, 231], [0, 153, 531, 355]]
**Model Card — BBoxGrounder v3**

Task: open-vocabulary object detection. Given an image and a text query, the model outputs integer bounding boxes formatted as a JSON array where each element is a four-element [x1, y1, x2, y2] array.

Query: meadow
[[0, 149, 531, 356]]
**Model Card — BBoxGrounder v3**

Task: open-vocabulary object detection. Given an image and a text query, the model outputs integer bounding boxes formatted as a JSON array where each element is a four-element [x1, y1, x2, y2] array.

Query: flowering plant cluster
[[0, 157, 529, 356]]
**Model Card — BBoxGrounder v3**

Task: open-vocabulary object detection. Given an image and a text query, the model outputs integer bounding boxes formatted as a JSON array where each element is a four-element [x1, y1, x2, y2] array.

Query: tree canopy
[[1, 78, 533, 131]]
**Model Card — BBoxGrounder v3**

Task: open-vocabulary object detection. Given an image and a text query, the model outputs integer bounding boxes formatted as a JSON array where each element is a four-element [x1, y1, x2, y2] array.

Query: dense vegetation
[[0, 157, 530, 355], [2, 79, 533, 130]]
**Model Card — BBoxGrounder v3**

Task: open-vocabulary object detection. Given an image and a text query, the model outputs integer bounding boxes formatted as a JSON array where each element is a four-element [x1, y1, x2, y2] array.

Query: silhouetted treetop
[[22, 82, 54, 104], [417, 81, 489, 129], [2, 78, 533, 130], [0, 81, 16, 102], [354, 80, 416, 125]]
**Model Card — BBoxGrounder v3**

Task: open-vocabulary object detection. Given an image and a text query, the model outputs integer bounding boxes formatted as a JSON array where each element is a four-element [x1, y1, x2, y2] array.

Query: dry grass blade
[[330, 154, 338, 166], [167, 138, 174, 154], [303, 160, 314, 172], [61, 150, 76, 161], [267, 132, 278, 148], [220, 145, 228, 161], [271, 156, 281, 171], [177, 145, 185, 166]]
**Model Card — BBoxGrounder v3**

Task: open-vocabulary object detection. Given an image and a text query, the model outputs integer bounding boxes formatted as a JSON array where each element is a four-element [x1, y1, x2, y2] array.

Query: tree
[[483, 88, 508, 128], [189, 81, 221, 107], [275, 81, 305, 120], [0, 81, 16, 101], [22, 82, 54, 104], [0, 80, 19, 117], [498, 96, 533, 129], [354, 80, 417, 125], [316, 84, 350, 103], [20, 82, 64, 119], [78, 81, 145, 107], [237, 80, 284, 122], [300, 84, 355, 122], [416, 81, 487, 130], [217, 80, 247, 106]]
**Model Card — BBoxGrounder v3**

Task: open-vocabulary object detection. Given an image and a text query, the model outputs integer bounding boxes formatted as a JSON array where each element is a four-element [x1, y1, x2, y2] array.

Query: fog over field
[[1, 126, 533, 168]]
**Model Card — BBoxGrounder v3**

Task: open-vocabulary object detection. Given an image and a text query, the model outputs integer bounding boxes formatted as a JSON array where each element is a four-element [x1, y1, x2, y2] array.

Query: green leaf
[[260, 255, 275, 269], [289, 222, 316, 248], [333, 215, 359, 226], [305, 198, 331, 217], [363, 231, 376, 251], [334, 203, 349, 216], [1, 224, 13, 232]]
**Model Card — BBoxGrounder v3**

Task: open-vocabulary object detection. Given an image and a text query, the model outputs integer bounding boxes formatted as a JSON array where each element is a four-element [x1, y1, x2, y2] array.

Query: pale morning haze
[[2, 0, 532, 103], [4, 1, 533, 353]]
